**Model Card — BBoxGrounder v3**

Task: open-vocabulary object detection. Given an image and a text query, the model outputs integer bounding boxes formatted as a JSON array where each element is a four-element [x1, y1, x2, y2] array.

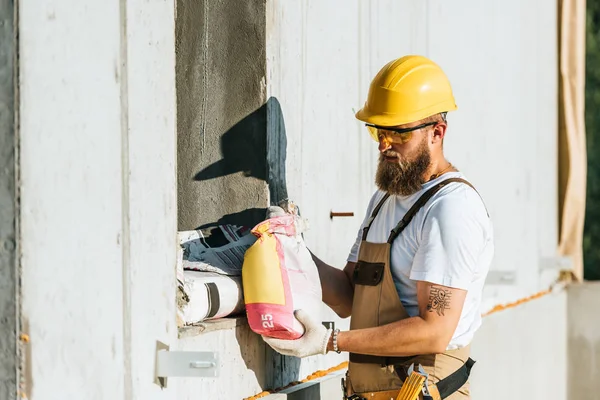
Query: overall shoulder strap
[[361, 193, 391, 241], [387, 177, 485, 244]]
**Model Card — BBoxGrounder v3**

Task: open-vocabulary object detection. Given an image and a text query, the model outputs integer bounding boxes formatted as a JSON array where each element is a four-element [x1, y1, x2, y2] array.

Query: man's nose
[[378, 137, 392, 153]]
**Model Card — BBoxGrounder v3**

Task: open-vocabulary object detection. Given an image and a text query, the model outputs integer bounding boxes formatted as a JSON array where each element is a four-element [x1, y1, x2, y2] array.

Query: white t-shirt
[[347, 172, 493, 350]]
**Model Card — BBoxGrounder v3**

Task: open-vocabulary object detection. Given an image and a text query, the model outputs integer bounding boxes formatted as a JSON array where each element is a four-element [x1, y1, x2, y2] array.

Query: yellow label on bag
[[242, 234, 286, 305]]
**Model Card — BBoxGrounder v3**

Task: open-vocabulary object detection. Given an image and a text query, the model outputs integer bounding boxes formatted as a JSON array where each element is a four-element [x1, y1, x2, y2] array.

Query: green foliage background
[[585, 0, 600, 279]]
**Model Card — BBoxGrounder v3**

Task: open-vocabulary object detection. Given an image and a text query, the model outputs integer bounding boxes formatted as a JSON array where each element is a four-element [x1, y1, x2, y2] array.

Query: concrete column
[[19, 2, 126, 398], [18, 0, 178, 398], [568, 282, 600, 400], [176, 0, 270, 231], [0, 0, 18, 398]]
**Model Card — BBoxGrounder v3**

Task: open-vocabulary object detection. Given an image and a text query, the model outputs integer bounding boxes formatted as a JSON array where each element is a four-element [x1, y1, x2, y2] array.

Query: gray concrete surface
[[568, 282, 600, 400], [175, 2, 307, 395], [470, 291, 567, 400], [176, 0, 269, 231], [0, 0, 18, 398]]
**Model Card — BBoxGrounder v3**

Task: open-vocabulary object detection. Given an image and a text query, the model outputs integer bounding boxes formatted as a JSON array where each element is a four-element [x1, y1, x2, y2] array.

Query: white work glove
[[262, 309, 332, 358]]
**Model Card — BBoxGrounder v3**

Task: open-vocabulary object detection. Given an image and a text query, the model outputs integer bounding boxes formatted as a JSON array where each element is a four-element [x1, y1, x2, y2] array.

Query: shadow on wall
[[205, 98, 299, 389], [194, 96, 289, 230], [234, 323, 303, 393]]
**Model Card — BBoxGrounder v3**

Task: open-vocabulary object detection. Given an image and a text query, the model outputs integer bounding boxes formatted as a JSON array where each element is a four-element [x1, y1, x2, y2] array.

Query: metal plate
[[156, 350, 219, 378]]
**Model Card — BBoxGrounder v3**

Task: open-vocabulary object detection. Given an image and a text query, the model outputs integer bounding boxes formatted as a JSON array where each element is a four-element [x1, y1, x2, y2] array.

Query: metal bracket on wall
[[485, 270, 516, 285], [156, 350, 219, 379], [539, 256, 573, 271]]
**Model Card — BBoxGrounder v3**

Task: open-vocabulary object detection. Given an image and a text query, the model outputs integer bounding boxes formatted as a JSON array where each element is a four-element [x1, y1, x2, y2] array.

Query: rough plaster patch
[[0, 0, 17, 397], [176, 0, 269, 230]]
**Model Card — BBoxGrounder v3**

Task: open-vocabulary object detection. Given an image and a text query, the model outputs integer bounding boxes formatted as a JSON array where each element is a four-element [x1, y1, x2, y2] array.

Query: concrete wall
[[19, 1, 177, 399], [267, 0, 559, 306], [172, 1, 562, 398], [125, 2, 178, 399], [471, 292, 567, 400], [14, 0, 566, 399], [264, 0, 559, 390], [176, 0, 270, 231], [19, 3, 125, 397], [177, 320, 348, 399], [0, 1, 18, 399], [567, 282, 600, 400]]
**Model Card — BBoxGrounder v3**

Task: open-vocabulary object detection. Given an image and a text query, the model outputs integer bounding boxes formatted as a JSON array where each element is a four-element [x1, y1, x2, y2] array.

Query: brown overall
[[345, 178, 479, 400]]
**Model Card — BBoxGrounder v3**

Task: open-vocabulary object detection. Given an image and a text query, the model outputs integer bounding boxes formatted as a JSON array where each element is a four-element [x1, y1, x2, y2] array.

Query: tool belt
[[343, 358, 475, 400]]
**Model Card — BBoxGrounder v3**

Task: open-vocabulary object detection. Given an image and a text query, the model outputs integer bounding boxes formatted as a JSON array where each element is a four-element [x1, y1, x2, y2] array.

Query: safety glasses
[[365, 121, 438, 144]]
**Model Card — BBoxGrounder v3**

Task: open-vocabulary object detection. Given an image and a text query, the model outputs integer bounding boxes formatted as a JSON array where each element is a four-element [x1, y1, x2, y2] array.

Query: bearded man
[[263, 55, 494, 400]]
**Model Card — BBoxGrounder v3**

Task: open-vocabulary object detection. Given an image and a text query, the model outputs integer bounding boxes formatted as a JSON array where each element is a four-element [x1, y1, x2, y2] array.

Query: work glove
[[262, 309, 332, 358]]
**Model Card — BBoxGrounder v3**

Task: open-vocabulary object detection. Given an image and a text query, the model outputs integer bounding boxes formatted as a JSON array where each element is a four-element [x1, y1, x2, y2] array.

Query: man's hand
[[262, 310, 332, 358]]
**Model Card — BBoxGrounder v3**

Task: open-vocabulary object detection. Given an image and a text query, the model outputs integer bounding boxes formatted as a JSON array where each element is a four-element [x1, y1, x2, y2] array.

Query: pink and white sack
[[242, 206, 322, 339]]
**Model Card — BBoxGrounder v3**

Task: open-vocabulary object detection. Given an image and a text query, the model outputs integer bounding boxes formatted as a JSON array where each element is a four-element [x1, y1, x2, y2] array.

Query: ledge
[[178, 316, 248, 338], [259, 370, 345, 400]]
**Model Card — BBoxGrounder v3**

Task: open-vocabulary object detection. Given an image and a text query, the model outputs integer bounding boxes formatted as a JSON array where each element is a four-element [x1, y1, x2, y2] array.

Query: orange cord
[[482, 271, 571, 317], [244, 361, 349, 400], [481, 288, 552, 317]]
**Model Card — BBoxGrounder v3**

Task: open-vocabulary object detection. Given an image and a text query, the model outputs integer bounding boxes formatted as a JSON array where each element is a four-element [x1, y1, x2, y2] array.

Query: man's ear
[[431, 123, 447, 144]]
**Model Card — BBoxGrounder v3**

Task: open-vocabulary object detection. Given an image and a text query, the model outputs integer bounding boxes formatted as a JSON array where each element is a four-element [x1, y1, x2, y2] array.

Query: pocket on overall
[[353, 261, 385, 286]]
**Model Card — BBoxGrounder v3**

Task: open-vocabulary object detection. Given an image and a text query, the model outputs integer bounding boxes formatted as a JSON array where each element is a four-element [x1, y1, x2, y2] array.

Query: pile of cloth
[[176, 201, 315, 328], [176, 224, 255, 327]]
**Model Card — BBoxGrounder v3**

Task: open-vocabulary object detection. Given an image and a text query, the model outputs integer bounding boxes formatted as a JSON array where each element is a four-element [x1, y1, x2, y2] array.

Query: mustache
[[382, 150, 400, 158]]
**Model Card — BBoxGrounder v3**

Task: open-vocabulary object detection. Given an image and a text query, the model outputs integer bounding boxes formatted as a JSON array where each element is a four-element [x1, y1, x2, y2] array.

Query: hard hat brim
[[355, 101, 458, 126]]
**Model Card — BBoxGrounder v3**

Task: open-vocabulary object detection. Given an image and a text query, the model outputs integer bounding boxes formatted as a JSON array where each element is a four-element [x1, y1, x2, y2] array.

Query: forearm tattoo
[[427, 286, 452, 316]]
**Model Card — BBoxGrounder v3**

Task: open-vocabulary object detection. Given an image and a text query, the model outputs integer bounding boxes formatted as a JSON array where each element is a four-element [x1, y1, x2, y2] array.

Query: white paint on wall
[[425, 0, 559, 304], [19, 1, 177, 399], [471, 291, 567, 400], [265, 0, 561, 396], [177, 325, 267, 398], [267, 0, 559, 314], [125, 1, 178, 399], [20, 3, 126, 398], [176, 322, 349, 399]]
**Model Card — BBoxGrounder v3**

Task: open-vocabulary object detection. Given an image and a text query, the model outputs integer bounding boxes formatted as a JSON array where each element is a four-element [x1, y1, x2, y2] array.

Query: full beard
[[375, 140, 431, 196]]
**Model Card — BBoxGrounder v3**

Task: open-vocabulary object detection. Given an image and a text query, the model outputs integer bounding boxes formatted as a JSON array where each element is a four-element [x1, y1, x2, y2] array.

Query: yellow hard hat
[[355, 55, 457, 127]]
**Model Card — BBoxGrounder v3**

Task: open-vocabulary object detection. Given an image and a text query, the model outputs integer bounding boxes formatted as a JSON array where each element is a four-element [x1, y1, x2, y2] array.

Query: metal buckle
[[346, 395, 365, 400], [407, 363, 433, 399]]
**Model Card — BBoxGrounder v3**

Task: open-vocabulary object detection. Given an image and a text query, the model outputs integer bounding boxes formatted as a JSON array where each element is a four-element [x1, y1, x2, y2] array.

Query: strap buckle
[[407, 363, 433, 398], [346, 395, 365, 400]]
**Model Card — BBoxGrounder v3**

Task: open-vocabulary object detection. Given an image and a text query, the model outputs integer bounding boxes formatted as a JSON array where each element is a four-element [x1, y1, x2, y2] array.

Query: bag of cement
[[242, 206, 322, 339]]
